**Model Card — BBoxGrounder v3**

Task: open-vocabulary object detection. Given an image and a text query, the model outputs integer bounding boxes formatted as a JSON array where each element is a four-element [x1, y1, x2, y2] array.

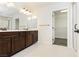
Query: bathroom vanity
[[0, 30, 38, 57], [0, 4, 38, 57]]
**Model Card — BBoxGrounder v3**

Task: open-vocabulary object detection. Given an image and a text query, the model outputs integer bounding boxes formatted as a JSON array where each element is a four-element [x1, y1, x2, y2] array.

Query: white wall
[[30, 2, 72, 46], [55, 12, 67, 39]]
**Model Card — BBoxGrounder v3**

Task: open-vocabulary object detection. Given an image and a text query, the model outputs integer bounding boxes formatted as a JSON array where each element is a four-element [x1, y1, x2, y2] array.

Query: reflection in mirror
[[11, 14, 37, 30], [0, 16, 12, 30], [0, 2, 38, 30], [27, 16, 37, 29], [53, 9, 67, 46], [15, 18, 19, 30]]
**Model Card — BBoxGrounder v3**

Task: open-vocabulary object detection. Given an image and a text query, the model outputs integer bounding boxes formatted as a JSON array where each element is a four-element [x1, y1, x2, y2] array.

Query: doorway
[[52, 9, 67, 46]]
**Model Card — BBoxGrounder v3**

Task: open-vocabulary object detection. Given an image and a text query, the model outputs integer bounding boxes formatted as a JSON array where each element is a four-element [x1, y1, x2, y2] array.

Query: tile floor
[[12, 42, 77, 57], [53, 38, 67, 46]]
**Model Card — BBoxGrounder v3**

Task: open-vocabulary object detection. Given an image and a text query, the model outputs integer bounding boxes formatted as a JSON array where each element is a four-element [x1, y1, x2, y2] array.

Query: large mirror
[[0, 16, 12, 30], [0, 3, 37, 30], [11, 14, 37, 30], [0, 15, 37, 30]]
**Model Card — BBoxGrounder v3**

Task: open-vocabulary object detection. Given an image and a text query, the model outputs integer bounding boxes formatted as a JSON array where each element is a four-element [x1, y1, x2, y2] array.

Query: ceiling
[[0, 2, 67, 17]]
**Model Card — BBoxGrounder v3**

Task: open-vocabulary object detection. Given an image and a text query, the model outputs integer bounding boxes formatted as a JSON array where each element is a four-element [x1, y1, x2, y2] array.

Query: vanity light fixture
[[24, 11, 32, 15], [20, 8, 37, 19], [26, 12, 32, 15], [20, 8, 32, 15]]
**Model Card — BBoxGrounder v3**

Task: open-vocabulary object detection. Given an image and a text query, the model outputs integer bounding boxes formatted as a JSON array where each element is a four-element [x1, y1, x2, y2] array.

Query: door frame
[[52, 9, 68, 47], [52, 3, 76, 50]]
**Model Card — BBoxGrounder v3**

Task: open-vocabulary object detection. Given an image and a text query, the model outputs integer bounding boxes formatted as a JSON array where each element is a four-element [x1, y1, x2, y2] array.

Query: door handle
[[74, 24, 77, 29], [74, 24, 79, 33], [74, 29, 79, 33]]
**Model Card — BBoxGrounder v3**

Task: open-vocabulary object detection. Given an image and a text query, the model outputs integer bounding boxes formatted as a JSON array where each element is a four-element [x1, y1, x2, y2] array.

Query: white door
[[76, 3, 79, 56], [71, 3, 79, 55], [72, 3, 77, 51]]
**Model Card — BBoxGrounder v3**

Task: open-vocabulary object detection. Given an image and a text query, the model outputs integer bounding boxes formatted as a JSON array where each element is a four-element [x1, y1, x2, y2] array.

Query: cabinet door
[[32, 31, 38, 43], [12, 34, 19, 54], [0, 37, 11, 57], [26, 31, 38, 47], [19, 32, 26, 49], [27, 32, 33, 46], [12, 32, 25, 54], [25, 32, 28, 47]]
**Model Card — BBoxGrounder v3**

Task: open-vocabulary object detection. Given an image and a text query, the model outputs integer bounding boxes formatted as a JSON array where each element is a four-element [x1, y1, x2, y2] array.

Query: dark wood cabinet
[[19, 32, 26, 49], [32, 31, 38, 44], [11, 33, 19, 54], [0, 36, 11, 56], [25, 31, 38, 47], [27, 31, 33, 46], [11, 32, 26, 54], [0, 31, 38, 57]]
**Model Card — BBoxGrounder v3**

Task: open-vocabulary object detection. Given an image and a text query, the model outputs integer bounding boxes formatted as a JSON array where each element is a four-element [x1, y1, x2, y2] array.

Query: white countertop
[[0, 29, 38, 32]]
